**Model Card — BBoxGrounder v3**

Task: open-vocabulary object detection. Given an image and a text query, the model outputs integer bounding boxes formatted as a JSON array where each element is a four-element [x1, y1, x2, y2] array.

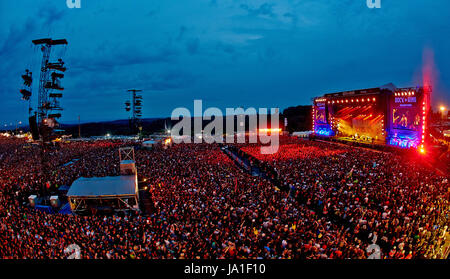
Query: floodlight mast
[[32, 38, 68, 129], [126, 89, 143, 134], [19, 38, 68, 197]]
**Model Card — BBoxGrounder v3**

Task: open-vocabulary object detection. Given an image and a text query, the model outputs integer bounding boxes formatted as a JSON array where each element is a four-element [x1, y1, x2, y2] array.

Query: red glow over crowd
[[0, 135, 448, 259]]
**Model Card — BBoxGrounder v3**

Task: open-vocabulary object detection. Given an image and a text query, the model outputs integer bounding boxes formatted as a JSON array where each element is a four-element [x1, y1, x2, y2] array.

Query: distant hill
[[282, 105, 313, 132], [7, 105, 313, 137], [60, 118, 165, 137]]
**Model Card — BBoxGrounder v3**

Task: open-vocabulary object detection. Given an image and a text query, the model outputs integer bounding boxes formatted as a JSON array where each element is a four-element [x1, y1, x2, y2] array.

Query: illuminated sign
[[395, 97, 417, 104]]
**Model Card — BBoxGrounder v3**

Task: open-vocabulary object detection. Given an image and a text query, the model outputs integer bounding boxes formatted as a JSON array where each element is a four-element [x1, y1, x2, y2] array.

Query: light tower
[[31, 38, 68, 139], [125, 89, 143, 135], [17, 38, 68, 197]]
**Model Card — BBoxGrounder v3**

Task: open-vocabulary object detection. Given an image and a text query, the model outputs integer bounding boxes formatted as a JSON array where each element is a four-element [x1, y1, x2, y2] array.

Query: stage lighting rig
[[125, 89, 144, 135], [22, 69, 33, 86], [19, 69, 33, 103], [20, 89, 32, 101], [47, 59, 66, 72]]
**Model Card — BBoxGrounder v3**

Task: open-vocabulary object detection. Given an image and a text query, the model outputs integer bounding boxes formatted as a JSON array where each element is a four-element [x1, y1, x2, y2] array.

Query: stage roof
[[67, 175, 137, 198]]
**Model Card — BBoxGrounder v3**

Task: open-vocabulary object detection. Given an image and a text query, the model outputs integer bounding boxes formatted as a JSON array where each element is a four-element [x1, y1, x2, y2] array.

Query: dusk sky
[[1, 0, 449, 125]]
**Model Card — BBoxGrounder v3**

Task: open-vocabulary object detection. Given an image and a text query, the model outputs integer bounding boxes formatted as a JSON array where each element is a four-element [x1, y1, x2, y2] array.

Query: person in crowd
[[0, 135, 447, 259]]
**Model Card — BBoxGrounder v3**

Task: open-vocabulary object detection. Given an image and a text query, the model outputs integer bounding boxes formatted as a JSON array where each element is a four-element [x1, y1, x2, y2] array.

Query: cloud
[[283, 12, 298, 26], [215, 42, 235, 54], [144, 70, 196, 91], [186, 38, 199, 55], [0, 18, 37, 56], [240, 3, 276, 18], [37, 4, 66, 28], [177, 26, 187, 41], [1, 0, 450, 123], [70, 44, 178, 72]]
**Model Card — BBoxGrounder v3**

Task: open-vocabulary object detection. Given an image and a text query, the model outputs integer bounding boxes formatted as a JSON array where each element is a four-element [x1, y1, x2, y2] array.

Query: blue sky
[[1, 0, 449, 124]]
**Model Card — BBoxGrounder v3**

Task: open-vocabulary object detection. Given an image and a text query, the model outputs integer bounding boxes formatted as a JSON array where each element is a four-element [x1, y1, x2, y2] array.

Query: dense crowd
[[237, 137, 449, 259], [0, 135, 448, 259]]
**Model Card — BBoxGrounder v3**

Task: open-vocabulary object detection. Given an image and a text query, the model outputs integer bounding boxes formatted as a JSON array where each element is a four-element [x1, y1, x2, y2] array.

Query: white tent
[[292, 131, 313, 138], [67, 175, 139, 213], [142, 140, 157, 149]]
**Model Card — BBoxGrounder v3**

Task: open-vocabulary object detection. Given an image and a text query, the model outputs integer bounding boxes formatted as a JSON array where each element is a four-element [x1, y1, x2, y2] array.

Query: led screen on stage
[[315, 106, 327, 124], [392, 96, 421, 131], [333, 103, 384, 140]]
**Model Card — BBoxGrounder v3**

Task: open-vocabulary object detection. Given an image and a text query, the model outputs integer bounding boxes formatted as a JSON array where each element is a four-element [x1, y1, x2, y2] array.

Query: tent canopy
[[67, 175, 137, 197]]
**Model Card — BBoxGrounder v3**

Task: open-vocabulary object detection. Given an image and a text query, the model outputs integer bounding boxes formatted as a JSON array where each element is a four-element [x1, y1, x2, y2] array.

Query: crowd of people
[[0, 135, 448, 259], [236, 137, 449, 259]]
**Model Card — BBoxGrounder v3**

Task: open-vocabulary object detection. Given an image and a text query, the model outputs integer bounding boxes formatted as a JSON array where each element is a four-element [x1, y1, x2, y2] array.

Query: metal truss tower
[[32, 38, 68, 126], [125, 89, 143, 134]]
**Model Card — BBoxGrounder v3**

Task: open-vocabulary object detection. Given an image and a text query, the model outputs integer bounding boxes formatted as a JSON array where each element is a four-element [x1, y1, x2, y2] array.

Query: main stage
[[335, 136, 385, 146], [312, 83, 431, 151]]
